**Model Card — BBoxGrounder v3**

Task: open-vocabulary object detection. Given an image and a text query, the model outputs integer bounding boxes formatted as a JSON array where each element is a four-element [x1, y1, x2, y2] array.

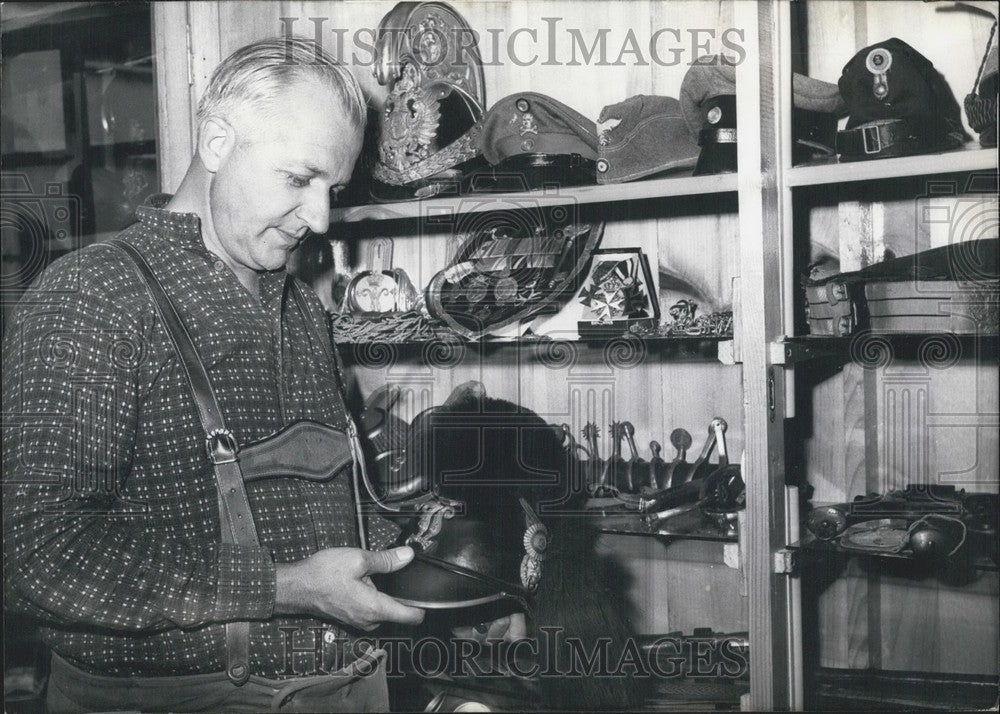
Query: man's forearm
[[4, 492, 277, 630]]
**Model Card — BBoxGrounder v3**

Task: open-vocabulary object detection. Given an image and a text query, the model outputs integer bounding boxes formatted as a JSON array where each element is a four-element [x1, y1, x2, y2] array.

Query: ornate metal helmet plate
[[372, 2, 487, 193]]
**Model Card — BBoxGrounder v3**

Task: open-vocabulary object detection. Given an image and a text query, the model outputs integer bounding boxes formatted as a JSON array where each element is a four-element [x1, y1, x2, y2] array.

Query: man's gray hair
[[196, 36, 366, 130]]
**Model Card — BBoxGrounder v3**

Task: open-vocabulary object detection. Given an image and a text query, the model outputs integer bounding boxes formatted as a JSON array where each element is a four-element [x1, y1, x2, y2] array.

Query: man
[[3, 37, 424, 712]]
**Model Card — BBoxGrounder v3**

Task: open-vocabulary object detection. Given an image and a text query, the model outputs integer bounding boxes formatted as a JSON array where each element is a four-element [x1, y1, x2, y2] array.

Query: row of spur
[[561, 416, 746, 529], [359, 384, 744, 531]]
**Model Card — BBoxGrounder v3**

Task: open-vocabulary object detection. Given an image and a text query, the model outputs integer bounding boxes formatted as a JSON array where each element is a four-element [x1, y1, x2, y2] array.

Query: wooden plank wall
[[153, 0, 750, 637], [801, 1, 999, 676]]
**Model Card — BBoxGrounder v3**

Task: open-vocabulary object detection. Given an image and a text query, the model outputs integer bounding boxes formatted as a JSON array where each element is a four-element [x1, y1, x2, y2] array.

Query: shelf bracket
[[771, 338, 842, 365], [773, 548, 799, 575], [717, 339, 738, 365], [724, 510, 749, 596]]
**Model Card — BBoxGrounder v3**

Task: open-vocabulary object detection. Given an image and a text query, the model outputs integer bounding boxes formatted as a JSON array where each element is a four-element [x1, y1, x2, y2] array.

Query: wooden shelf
[[337, 333, 731, 346], [808, 668, 999, 711], [337, 336, 734, 365], [780, 334, 999, 364], [588, 503, 738, 543], [330, 172, 738, 223], [790, 533, 999, 574], [787, 144, 997, 188]]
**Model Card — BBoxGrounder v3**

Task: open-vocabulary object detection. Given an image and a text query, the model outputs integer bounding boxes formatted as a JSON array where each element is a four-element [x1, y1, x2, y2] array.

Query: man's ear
[[198, 115, 236, 173]]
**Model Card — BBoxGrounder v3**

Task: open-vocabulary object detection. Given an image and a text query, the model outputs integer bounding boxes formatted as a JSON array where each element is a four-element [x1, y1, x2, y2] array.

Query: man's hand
[[275, 546, 425, 631]]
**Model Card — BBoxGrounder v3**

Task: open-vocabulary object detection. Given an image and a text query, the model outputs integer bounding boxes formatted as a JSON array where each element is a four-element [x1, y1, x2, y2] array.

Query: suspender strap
[[289, 281, 370, 550], [289, 280, 352, 402], [110, 240, 256, 685]]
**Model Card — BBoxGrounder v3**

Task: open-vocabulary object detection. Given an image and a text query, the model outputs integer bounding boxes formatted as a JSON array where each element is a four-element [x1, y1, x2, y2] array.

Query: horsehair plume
[[534, 513, 647, 711], [419, 390, 648, 710]]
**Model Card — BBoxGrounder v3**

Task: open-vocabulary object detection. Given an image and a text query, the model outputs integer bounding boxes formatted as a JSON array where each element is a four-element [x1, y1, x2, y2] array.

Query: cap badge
[[865, 47, 892, 100], [518, 112, 539, 137], [596, 116, 621, 147]]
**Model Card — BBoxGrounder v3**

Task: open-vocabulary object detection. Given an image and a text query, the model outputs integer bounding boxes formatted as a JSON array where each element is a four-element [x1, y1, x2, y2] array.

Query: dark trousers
[[45, 649, 390, 713]]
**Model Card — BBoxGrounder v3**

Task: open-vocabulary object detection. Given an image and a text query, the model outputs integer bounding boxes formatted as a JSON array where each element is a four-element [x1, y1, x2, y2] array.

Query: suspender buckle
[[207, 429, 239, 464]]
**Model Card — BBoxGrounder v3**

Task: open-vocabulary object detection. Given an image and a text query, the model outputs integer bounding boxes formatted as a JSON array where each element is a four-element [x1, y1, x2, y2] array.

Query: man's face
[[207, 79, 362, 274]]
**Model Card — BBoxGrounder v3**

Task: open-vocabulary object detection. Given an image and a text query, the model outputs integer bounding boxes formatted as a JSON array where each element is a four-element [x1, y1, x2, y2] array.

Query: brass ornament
[[373, 2, 486, 187], [518, 498, 548, 591]]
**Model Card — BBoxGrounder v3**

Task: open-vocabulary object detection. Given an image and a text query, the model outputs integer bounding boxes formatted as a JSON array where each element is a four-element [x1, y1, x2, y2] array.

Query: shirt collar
[[136, 194, 289, 304], [136, 193, 206, 252]]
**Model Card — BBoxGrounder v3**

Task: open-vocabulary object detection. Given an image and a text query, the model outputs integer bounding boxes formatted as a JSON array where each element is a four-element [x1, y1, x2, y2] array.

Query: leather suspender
[[288, 281, 370, 551], [110, 240, 256, 685]]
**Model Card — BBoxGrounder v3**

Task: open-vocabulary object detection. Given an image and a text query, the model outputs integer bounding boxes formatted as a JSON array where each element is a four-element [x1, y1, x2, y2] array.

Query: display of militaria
[[2, 1, 997, 713]]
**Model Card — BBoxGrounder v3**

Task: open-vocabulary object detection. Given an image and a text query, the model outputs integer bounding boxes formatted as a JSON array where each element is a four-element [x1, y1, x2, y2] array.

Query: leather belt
[[287, 281, 370, 551], [112, 240, 261, 686], [836, 118, 928, 160]]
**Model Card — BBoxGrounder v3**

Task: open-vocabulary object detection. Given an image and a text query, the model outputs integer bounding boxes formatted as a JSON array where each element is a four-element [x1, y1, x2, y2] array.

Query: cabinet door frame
[[733, 1, 797, 709], [152, 2, 226, 193]]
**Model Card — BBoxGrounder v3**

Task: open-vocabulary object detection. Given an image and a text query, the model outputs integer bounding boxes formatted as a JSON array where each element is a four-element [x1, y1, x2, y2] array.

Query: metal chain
[[972, 20, 998, 94]]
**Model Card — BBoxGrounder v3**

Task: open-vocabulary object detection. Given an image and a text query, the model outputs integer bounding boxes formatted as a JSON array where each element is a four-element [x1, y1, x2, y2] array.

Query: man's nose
[[297, 185, 331, 235]]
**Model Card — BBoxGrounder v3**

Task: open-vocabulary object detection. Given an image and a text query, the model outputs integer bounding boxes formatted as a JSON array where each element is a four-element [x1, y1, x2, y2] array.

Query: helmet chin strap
[[352, 421, 404, 514], [352, 438, 452, 515], [353, 383, 487, 513], [346, 418, 370, 550], [407, 552, 536, 616]]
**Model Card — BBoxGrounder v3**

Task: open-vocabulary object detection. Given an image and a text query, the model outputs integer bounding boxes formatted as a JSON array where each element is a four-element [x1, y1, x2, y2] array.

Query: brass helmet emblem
[[372, 2, 487, 194]]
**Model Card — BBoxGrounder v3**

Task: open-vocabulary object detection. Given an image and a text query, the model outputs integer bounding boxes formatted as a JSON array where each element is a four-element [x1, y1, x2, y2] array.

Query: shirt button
[[213, 260, 225, 272], [323, 630, 336, 644]]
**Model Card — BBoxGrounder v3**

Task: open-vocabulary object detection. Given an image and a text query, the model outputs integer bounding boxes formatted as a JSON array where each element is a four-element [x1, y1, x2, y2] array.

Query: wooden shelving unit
[[335, 333, 733, 346], [788, 533, 999, 574], [787, 144, 998, 187], [779, 334, 999, 365], [330, 172, 738, 223], [768, 2, 1000, 711], [591, 508, 739, 544], [152, 1, 998, 710]]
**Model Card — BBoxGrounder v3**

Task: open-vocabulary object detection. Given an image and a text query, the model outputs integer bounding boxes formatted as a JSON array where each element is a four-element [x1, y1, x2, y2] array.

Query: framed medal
[[576, 248, 659, 337]]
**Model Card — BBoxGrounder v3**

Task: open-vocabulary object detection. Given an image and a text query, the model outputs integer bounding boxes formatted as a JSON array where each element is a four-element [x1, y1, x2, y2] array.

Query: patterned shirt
[[3, 196, 396, 678]]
